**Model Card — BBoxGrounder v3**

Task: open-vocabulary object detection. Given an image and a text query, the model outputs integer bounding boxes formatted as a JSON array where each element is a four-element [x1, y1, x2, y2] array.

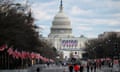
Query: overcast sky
[[17, 0, 120, 38]]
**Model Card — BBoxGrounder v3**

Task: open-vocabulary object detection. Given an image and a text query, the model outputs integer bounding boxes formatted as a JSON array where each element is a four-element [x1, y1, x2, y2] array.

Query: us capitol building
[[41, 0, 88, 59]]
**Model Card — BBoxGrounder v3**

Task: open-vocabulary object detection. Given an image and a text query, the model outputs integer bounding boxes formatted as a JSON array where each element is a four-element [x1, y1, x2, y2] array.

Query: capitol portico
[[43, 0, 88, 59]]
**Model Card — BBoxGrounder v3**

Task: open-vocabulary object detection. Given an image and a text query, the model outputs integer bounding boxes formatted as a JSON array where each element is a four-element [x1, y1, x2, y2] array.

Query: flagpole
[[8, 54, 9, 69], [4, 52, 6, 68], [4, 51, 5, 68], [1, 53, 3, 68], [21, 58, 23, 68]]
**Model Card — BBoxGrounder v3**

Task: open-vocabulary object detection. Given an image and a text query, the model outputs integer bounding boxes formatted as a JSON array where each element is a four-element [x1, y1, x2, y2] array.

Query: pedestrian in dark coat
[[68, 64, 73, 72], [93, 62, 97, 72], [36, 67, 40, 72], [79, 65, 84, 72], [87, 63, 89, 72], [90, 65, 93, 72]]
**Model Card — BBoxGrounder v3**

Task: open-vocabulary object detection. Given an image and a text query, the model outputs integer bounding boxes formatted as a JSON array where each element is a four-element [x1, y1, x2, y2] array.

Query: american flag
[[7, 47, 13, 55], [71, 40, 78, 47], [68, 40, 71, 47], [65, 40, 68, 47], [0, 44, 7, 51], [74, 40, 78, 47], [21, 51, 27, 59], [70, 40, 73, 47], [62, 40, 65, 47]]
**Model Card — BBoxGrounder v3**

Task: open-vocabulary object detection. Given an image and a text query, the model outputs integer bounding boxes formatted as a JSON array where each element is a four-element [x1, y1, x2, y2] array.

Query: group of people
[[68, 63, 84, 72], [68, 60, 102, 72]]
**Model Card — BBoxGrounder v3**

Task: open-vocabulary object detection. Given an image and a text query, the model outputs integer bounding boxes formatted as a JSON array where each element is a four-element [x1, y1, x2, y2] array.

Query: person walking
[[79, 65, 84, 72], [36, 67, 40, 72], [68, 64, 73, 72], [93, 62, 97, 72], [73, 64, 80, 72], [87, 62, 89, 72], [90, 65, 93, 72]]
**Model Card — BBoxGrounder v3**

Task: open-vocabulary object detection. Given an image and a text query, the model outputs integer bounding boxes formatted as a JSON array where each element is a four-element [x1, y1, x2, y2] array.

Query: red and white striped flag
[[7, 47, 13, 55], [21, 51, 26, 59], [14, 50, 19, 59], [0, 44, 7, 51], [35, 53, 41, 59], [31, 52, 36, 59]]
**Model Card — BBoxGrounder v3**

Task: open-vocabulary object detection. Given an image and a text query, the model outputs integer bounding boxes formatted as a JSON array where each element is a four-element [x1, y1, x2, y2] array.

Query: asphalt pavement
[[0, 65, 119, 72]]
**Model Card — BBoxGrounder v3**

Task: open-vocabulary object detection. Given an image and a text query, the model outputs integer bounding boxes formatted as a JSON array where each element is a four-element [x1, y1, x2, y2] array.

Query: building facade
[[98, 32, 120, 39], [43, 0, 88, 59]]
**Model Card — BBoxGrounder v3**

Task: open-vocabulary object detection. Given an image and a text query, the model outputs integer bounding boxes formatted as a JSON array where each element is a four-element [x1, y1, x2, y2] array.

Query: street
[[28, 64, 119, 72], [0, 64, 119, 72]]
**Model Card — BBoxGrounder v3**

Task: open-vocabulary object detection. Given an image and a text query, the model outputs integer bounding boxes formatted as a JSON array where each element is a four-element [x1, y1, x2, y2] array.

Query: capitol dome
[[48, 0, 72, 38], [52, 11, 71, 29]]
